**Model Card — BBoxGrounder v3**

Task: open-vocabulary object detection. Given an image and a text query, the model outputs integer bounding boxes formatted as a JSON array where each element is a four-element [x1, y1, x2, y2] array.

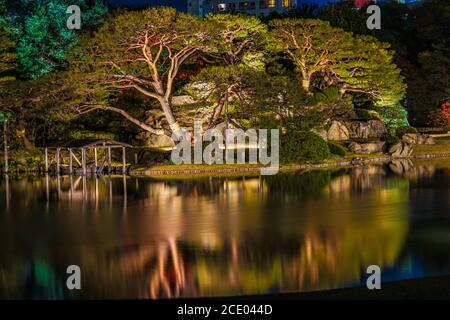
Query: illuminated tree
[[270, 19, 406, 108], [67, 7, 211, 139], [191, 13, 269, 127]]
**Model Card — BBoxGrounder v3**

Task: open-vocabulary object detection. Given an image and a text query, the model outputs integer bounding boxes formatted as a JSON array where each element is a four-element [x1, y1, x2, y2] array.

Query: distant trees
[[0, 2, 15, 88], [2, 0, 108, 79], [408, 50, 450, 125]]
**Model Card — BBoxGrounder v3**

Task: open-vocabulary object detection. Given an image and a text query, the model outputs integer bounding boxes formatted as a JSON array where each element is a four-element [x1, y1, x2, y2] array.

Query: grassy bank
[[414, 137, 450, 155], [129, 137, 450, 177]]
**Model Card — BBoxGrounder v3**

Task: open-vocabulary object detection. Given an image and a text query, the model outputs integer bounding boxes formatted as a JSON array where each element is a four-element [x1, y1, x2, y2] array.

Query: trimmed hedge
[[281, 130, 330, 164], [396, 126, 418, 138], [444, 124, 450, 133], [355, 108, 381, 120], [328, 142, 347, 156]]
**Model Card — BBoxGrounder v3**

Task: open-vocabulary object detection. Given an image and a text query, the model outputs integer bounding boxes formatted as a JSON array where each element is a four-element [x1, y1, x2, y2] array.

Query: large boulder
[[327, 121, 350, 141], [388, 142, 413, 157], [345, 120, 387, 139], [326, 120, 387, 141], [402, 133, 435, 145], [348, 141, 385, 154], [137, 132, 175, 149], [389, 159, 415, 175]]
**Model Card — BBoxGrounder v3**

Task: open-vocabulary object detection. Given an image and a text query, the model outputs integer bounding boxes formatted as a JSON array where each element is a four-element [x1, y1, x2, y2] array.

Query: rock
[[345, 120, 387, 139], [389, 159, 415, 175], [326, 120, 387, 141], [171, 95, 196, 106], [367, 120, 388, 138], [402, 133, 435, 145], [137, 132, 175, 148], [327, 121, 350, 141], [388, 142, 413, 157], [348, 141, 385, 154]]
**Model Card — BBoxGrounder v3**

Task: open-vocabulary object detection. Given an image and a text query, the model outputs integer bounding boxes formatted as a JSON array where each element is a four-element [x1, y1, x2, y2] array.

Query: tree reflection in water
[[1, 160, 450, 299]]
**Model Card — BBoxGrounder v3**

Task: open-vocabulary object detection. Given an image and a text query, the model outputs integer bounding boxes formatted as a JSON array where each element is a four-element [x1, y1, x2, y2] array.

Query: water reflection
[[1, 160, 450, 299]]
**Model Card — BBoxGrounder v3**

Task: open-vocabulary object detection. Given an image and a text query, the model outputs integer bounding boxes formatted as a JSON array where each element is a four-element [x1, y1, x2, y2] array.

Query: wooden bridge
[[43, 139, 132, 175]]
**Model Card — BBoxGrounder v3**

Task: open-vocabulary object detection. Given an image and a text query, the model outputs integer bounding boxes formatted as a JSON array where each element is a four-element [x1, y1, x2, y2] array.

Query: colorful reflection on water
[[1, 159, 450, 299]]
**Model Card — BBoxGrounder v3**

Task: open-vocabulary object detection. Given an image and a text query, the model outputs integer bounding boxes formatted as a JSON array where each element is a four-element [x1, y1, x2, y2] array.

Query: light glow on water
[[1, 159, 450, 299]]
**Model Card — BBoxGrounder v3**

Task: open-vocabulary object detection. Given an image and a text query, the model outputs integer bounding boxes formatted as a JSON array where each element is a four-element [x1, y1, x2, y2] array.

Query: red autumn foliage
[[354, 0, 372, 8], [427, 102, 450, 127], [440, 102, 450, 124]]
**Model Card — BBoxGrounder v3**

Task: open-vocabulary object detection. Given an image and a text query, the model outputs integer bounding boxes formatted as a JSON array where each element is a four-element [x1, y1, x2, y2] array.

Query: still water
[[1, 159, 450, 299]]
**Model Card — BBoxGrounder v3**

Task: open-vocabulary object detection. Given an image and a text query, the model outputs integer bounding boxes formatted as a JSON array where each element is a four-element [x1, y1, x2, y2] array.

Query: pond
[[1, 159, 450, 299]]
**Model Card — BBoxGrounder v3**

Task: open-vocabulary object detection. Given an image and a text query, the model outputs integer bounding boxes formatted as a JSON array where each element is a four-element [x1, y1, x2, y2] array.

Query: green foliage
[[66, 7, 209, 135], [354, 108, 381, 121], [407, 50, 450, 125], [378, 104, 409, 130], [1, 149, 44, 172], [3, 0, 108, 79], [270, 18, 406, 109], [69, 130, 116, 140], [317, 0, 368, 35], [328, 142, 347, 156], [281, 130, 330, 164], [189, 14, 270, 126], [395, 126, 418, 138], [383, 134, 400, 145], [0, 3, 16, 88], [444, 124, 450, 133]]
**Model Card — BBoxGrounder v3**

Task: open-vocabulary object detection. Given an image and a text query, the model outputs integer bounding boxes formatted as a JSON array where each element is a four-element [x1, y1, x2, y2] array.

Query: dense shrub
[[384, 134, 400, 145], [444, 124, 450, 133], [427, 102, 450, 127], [395, 126, 418, 138], [70, 130, 116, 140], [328, 142, 347, 156], [281, 130, 330, 164], [354, 108, 381, 120]]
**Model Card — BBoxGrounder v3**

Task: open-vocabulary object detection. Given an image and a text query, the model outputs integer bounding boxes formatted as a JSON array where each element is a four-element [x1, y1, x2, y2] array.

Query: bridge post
[[122, 147, 126, 174], [69, 148, 73, 175], [44, 148, 49, 173], [107, 147, 111, 174], [94, 147, 98, 169], [56, 147, 61, 175], [82, 148, 87, 176]]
